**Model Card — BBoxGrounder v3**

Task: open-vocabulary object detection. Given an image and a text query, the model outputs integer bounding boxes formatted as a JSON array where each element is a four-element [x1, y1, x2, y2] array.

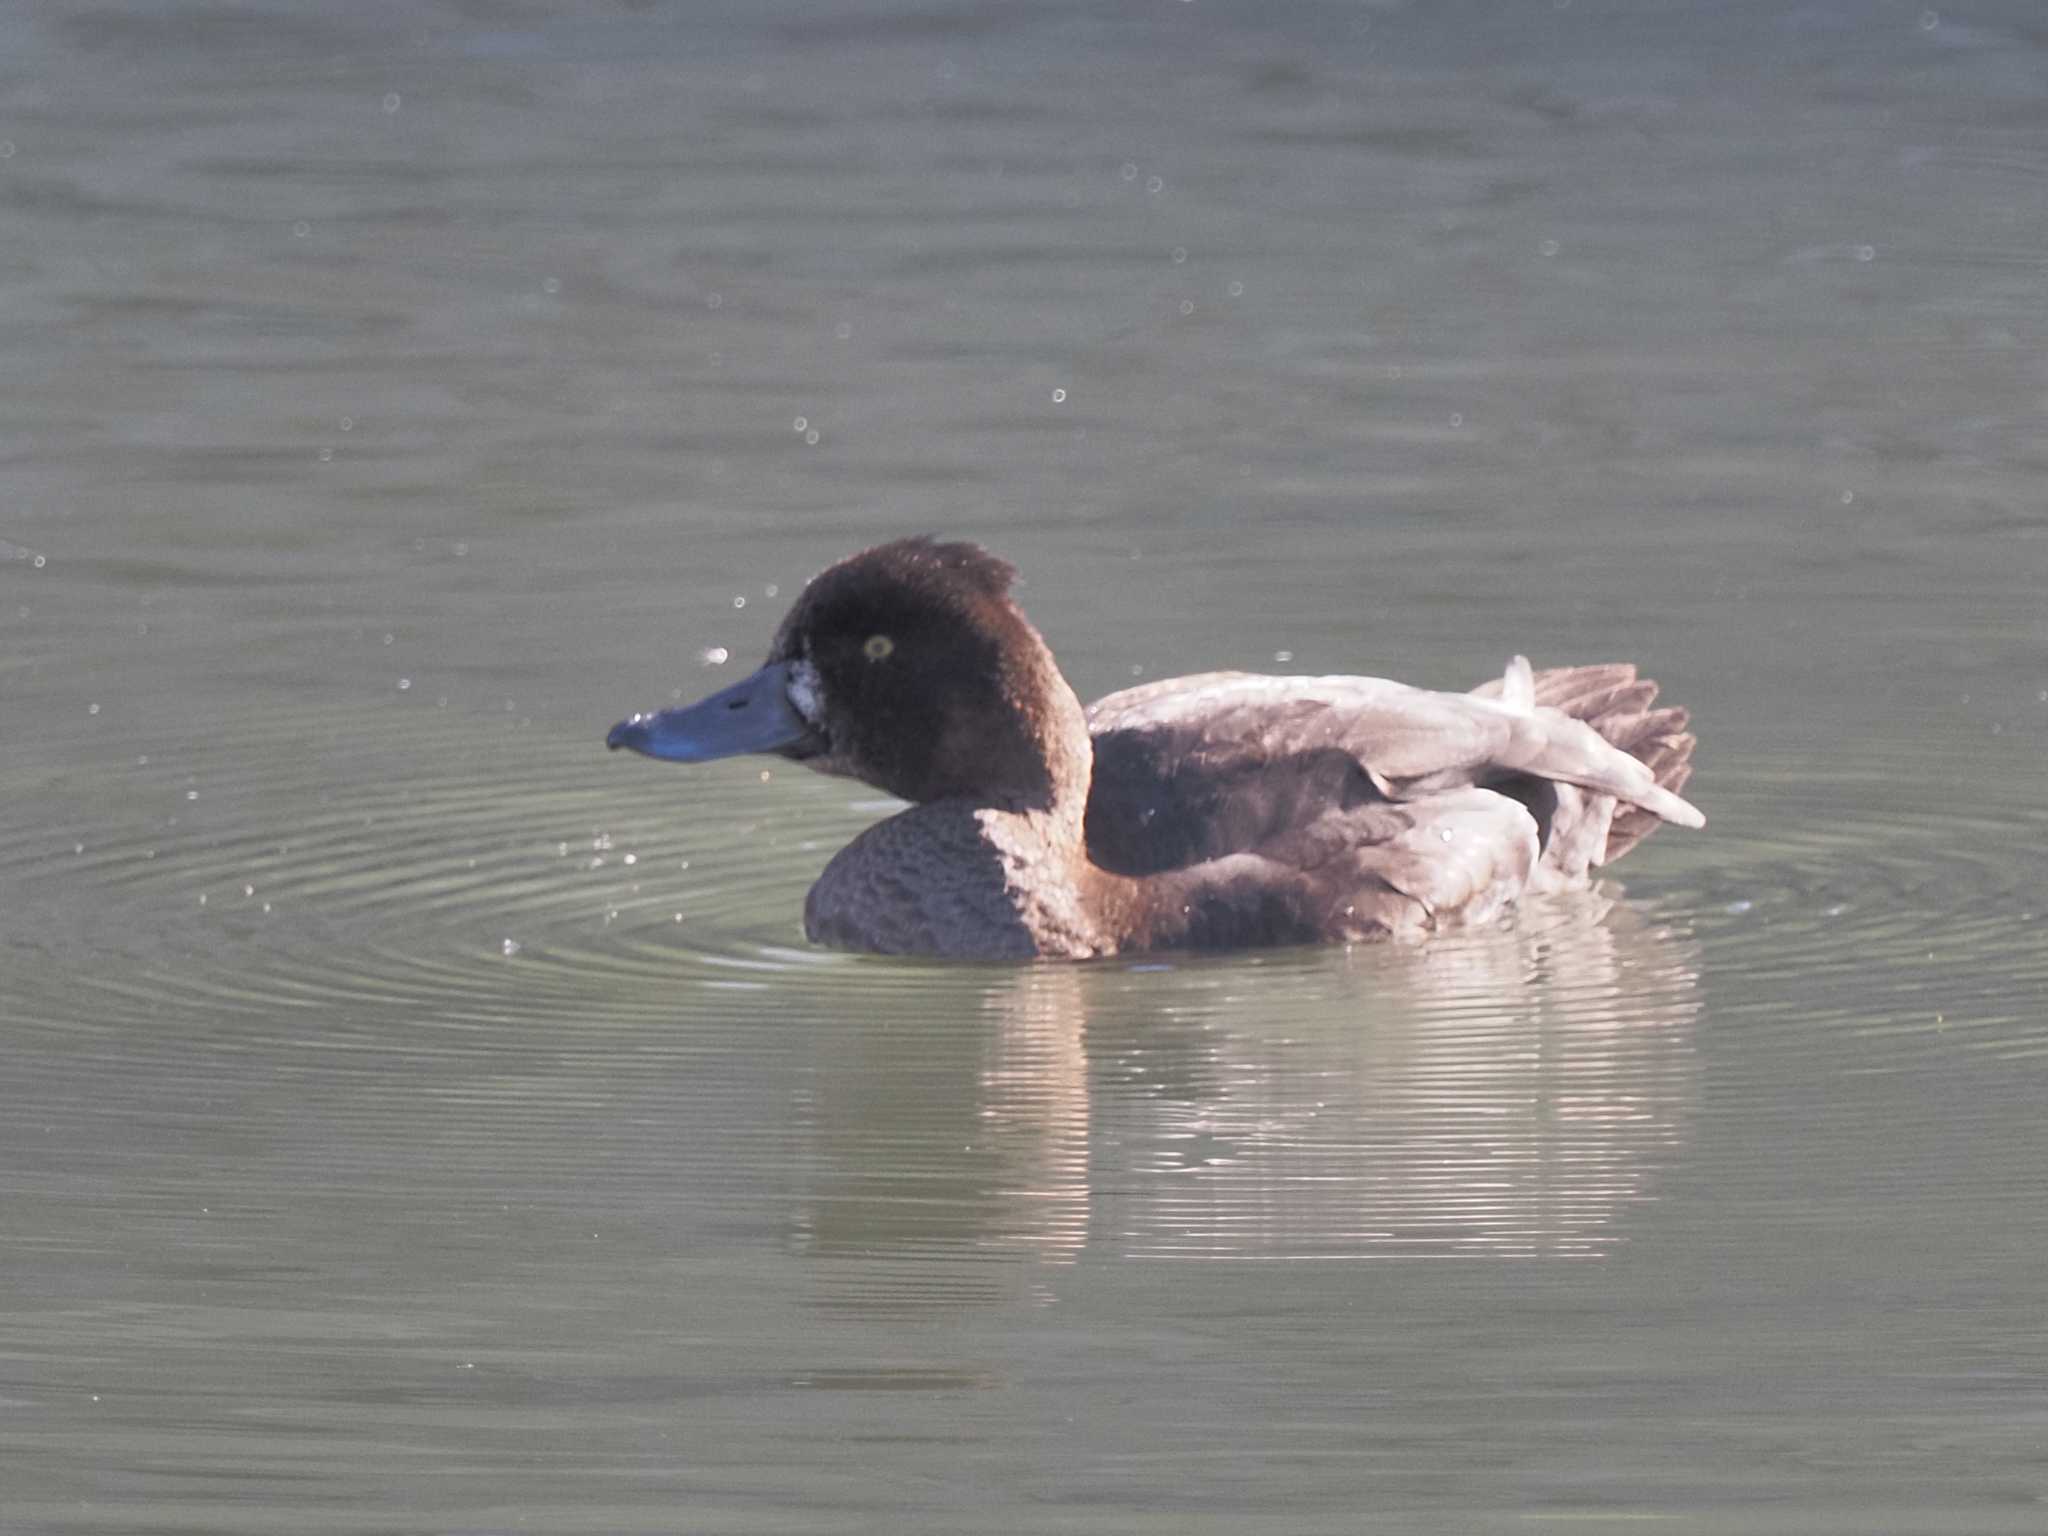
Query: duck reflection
[[792, 964, 1091, 1311], [793, 893, 1698, 1307]]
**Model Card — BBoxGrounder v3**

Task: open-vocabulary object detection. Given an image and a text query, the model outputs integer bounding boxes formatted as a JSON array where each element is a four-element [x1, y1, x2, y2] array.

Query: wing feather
[[1087, 669, 1701, 828]]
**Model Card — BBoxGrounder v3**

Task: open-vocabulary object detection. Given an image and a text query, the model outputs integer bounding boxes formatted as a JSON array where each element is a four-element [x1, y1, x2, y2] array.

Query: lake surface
[[6, 1, 2047, 1530]]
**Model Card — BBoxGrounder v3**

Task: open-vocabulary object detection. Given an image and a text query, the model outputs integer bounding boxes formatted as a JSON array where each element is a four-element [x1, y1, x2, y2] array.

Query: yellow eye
[[863, 634, 894, 661]]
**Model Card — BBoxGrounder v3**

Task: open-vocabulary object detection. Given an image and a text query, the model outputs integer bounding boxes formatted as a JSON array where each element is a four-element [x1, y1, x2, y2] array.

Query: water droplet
[[1227, 280, 1244, 296], [1919, 9, 1939, 29], [700, 645, 730, 666], [185, 789, 198, 801], [339, 416, 354, 431], [793, 416, 807, 432], [244, 884, 256, 898], [834, 321, 852, 340], [318, 447, 333, 462], [1725, 899, 1754, 915], [542, 276, 560, 294], [293, 221, 311, 238], [382, 92, 402, 112], [759, 769, 772, 782], [1840, 490, 1855, 505], [1051, 387, 1067, 403], [732, 594, 746, 609], [1539, 238, 1561, 257], [1179, 300, 1195, 315], [501, 938, 521, 957], [1854, 244, 1876, 262], [0, 141, 15, 159], [87, 702, 100, 715], [1274, 650, 1293, 663], [1171, 246, 1187, 264], [1146, 175, 1164, 194], [397, 677, 412, 690], [382, 633, 394, 645], [706, 292, 722, 308], [32, 553, 45, 569], [1121, 162, 1138, 181], [804, 428, 820, 445], [764, 583, 778, 598], [1449, 412, 1464, 427]]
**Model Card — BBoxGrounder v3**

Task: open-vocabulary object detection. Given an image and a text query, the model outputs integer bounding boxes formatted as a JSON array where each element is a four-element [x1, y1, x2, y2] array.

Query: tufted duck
[[607, 538, 1701, 958]]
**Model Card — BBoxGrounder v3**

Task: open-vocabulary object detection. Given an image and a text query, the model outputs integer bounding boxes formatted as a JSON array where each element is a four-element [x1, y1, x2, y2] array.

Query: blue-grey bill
[[607, 661, 811, 762]]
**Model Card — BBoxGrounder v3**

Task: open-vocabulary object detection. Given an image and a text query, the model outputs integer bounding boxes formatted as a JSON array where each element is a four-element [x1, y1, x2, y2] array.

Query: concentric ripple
[[10, 707, 2047, 1295], [1650, 760, 2048, 1068], [8, 699, 889, 1032]]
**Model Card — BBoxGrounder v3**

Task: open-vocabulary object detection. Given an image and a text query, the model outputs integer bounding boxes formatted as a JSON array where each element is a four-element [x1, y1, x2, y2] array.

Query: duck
[[606, 537, 1702, 960]]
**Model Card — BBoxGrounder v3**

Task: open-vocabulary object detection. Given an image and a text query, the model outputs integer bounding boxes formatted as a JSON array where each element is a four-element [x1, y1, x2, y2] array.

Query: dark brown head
[[608, 538, 1090, 813]]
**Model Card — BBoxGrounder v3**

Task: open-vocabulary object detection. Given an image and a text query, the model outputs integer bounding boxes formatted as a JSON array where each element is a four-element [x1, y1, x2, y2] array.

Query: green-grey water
[[6, 2, 2047, 1530]]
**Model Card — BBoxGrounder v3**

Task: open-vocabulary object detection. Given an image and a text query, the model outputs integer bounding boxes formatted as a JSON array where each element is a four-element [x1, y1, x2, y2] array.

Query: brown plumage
[[1469, 662, 1697, 864], [607, 538, 1702, 959]]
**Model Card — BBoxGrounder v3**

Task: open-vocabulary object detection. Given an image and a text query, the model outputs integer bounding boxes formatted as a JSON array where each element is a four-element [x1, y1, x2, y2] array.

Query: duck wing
[[1085, 661, 1701, 879], [1106, 784, 1540, 948], [1468, 660, 1697, 866]]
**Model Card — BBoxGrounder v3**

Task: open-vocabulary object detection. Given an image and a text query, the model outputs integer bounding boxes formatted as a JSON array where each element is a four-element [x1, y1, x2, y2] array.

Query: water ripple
[[11, 709, 2046, 1295]]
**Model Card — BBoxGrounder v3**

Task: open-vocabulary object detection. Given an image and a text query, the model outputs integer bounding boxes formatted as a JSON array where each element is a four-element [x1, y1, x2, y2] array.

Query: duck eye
[[862, 634, 894, 661]]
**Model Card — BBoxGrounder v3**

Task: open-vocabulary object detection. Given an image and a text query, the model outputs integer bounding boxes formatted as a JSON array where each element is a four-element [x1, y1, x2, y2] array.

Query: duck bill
[[606, 661, 812, 762]]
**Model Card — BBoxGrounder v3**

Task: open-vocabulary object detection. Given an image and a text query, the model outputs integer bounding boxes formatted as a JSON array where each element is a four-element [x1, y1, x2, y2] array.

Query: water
[[7, 1, 2047, 1529]]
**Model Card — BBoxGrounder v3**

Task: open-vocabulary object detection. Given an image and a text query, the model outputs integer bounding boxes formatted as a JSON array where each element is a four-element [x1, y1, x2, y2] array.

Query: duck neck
[[930, 622, 1093, 832], [1000, 660, 1093, 840]]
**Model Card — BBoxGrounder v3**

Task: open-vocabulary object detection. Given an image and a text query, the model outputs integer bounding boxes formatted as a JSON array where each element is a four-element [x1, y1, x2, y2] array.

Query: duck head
[[607, 537, 1090, 814]]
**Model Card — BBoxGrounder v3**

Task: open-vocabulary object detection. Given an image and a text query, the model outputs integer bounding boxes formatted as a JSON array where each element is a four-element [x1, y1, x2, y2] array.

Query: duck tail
[[1521, 664, 1697, 863]]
